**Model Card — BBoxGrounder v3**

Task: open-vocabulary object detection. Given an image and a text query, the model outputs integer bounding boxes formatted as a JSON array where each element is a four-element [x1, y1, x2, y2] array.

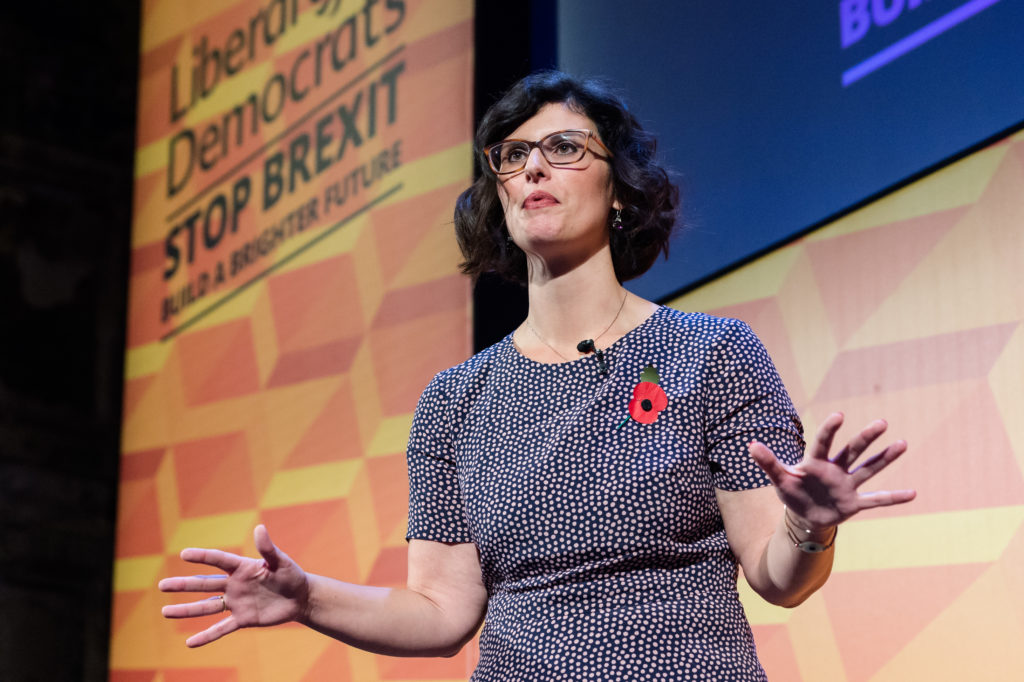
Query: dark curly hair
[[455, 71, 679, 284]]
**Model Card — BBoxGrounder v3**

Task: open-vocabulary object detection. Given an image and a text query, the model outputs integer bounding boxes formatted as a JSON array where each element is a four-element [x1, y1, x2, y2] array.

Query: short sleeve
[[405, 371, 473, 543], [704, 319, 804, 491]]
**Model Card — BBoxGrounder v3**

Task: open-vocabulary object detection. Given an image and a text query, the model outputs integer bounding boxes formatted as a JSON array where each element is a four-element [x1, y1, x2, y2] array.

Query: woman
[[160, 72, 915, 680]]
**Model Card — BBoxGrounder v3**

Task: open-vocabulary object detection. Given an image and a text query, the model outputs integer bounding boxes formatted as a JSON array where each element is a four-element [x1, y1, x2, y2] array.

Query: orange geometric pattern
[[669, 128, 1024, 681], [113, 1, 476, 680]]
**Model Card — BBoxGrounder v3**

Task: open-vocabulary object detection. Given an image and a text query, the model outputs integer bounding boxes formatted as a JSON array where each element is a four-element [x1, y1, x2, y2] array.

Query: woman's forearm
[[298, 573, 484, 657], [749, 511, 835, 607]]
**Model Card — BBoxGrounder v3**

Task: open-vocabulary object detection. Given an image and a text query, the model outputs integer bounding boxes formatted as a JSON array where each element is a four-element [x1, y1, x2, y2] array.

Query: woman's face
[[495, 102, 619, 267]]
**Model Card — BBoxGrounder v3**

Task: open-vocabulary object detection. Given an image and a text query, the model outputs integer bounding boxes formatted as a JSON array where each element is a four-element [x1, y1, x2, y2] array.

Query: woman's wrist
[[296, 572, 321, 627], [783, 507, 837, 553], [783, 507, 835, 534]]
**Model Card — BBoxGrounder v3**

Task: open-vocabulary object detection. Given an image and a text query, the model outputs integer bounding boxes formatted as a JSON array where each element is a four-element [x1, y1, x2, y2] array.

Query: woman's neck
[[517, 245, 656, 359]]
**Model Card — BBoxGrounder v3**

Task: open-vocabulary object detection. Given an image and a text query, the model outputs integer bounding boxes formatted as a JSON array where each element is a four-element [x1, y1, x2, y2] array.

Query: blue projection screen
[[559, 0, 1024, 300]]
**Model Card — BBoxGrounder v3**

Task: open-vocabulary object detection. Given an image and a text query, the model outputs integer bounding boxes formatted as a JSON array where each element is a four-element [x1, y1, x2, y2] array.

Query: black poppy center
[[641, 399, 653, 411]]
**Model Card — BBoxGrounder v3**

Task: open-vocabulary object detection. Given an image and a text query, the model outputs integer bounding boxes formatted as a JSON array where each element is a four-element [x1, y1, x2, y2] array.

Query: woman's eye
[[503, 147, 526, 163], [551, 140, 580, 156]]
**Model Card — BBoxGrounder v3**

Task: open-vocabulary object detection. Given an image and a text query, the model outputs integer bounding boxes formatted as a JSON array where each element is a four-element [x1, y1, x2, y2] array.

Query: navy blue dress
[[406, 307, 804, 680]]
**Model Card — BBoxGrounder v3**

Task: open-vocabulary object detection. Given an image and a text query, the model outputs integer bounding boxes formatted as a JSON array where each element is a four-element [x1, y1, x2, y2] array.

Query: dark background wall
[[471, 1, 555, 350], [0, 3, 138, 680]]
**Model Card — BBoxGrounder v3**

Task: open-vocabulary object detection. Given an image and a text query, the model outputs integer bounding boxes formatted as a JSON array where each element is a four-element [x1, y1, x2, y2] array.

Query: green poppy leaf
[[640, 365, 660, 384]]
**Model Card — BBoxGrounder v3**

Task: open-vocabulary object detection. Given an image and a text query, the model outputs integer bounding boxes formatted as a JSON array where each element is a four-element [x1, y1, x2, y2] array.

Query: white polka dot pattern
[[406, 307, 804, 680]]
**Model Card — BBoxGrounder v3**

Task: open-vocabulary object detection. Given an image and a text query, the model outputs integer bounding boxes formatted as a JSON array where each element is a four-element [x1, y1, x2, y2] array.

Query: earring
[[611, 209, 623, 230]]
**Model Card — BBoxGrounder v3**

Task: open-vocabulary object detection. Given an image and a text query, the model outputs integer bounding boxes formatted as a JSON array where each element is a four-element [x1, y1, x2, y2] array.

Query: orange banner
[[670, 128, 1024, 681], [113, 1, 475, 679]]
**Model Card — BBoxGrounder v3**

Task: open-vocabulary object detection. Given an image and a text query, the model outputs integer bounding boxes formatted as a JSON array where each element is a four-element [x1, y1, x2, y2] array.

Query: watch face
[[797, 541, 827, 553]]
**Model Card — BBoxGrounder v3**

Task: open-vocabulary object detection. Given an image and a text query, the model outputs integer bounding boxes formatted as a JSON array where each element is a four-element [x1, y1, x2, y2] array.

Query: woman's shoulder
[[418, 335, 511, 404], [649, 306, 754, 341]]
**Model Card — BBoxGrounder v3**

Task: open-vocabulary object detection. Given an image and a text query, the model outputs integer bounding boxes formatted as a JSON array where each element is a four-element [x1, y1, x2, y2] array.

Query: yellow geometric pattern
[[670, 129, 1024, 681], [113, 1, 476, 680]]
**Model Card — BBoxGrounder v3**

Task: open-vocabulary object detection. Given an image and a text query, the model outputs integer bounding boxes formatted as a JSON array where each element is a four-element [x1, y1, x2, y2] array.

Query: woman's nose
[[523, 146, 549, 180]]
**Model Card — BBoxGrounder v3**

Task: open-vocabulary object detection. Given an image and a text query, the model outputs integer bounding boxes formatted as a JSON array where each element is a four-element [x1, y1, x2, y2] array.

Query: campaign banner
[[112, 1, 475, 679], [670, 128, 1024, 681]]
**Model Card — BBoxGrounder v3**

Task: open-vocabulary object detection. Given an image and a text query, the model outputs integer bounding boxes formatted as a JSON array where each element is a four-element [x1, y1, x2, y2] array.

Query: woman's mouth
[[524, 191, 558, 209]]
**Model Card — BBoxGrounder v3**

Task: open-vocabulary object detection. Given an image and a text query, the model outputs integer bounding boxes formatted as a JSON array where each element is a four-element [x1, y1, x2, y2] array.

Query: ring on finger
[[219, 594, 227, 612]]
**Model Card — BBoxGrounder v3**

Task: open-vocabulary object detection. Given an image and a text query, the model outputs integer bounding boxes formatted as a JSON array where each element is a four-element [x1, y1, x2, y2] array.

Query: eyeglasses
[[484, 129, 613, 175]]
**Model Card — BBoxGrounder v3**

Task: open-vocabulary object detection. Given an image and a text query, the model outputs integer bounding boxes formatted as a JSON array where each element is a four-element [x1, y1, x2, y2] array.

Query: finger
[[185, 615, 240, 648], [161, 595, 227, 619], [832, 419, 889, 470], [254, 524, 280, 571], [158, 574, 229, 593], [748, 440, 801, 485], [179, 547, 244, 572], [856, 488, 917, 509], [807, 413, 844, 460], [850, 440, 908, 486]]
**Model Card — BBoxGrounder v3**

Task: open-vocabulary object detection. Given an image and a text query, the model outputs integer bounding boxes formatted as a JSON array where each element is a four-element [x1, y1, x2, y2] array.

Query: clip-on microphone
[[577, 339, 608, 375]]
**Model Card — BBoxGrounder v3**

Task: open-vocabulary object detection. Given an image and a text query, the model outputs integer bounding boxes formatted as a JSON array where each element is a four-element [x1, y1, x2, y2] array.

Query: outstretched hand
[[749, 413, 916, 530], [159, 525, 309, 647]]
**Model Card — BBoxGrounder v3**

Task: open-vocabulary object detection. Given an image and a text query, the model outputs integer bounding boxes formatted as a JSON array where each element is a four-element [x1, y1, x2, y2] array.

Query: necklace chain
[[524, 291, 628, 362]]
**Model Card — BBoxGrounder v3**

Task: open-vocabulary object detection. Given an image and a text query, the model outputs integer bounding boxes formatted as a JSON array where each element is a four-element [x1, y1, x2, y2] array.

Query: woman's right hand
[[159, 524, 309, 647]]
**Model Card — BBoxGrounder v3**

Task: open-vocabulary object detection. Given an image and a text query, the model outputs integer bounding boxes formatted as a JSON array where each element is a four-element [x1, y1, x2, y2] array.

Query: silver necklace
[[524, 291, 628, 364]]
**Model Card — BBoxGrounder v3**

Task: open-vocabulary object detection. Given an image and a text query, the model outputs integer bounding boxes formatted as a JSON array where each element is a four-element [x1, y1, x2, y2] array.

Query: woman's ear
[[612, 197, 622, 211]]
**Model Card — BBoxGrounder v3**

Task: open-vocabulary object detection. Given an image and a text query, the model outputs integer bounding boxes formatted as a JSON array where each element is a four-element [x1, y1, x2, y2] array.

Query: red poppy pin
[[618, 365, 667, 428]]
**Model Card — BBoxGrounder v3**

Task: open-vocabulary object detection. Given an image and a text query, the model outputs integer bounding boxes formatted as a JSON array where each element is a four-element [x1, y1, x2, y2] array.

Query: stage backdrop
[[669, 128, 1024, 681], [112, 1, 475, 680]]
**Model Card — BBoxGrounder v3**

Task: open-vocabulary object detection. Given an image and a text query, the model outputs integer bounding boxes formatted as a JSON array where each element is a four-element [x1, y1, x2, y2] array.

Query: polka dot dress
[[407, 307, 804, 680]]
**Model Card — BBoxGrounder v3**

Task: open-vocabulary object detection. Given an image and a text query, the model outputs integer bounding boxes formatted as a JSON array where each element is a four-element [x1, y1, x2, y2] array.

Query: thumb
[[748, 440, 798, 485], [254, 524, 280, 570]]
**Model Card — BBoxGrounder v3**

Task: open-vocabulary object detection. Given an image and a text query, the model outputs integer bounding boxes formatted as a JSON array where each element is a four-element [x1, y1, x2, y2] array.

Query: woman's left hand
[[749, 412, 916, 530]]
